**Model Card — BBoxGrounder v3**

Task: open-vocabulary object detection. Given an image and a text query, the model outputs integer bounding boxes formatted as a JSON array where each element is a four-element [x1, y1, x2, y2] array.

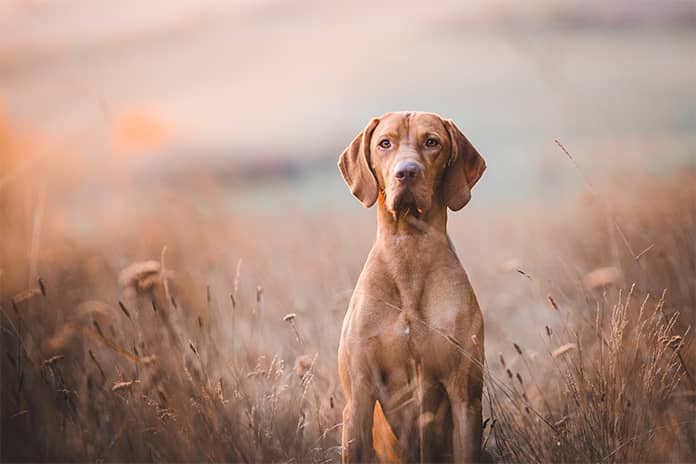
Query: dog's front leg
[[342, 378, 376, 463], [448, 397, 482, 463]]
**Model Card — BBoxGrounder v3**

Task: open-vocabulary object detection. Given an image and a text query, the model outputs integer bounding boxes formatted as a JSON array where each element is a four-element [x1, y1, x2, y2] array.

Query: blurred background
[[2, 0, 695, 217], [2, 2, 696, 461]]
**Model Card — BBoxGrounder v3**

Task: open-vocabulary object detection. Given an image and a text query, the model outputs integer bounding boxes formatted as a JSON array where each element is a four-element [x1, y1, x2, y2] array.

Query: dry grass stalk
[[42, 355, 64, 366], [551, 343, 576, 358], [283, 313, 304, 346], [112, 380, 141, 392]]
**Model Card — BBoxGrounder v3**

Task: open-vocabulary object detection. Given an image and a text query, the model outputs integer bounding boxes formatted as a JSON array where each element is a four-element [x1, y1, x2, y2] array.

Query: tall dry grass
[[488, 287, 693, 462], [1, 118, 694, 462]]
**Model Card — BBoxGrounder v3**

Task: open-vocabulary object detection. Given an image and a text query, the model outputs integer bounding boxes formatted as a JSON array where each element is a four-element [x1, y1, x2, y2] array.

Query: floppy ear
[[338, 118, 380, 208], [443, 119, 486, 211]]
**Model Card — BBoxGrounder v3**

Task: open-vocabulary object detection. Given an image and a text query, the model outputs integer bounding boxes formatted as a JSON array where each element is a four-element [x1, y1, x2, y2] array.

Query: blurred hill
[[1, 0, 695, 211]]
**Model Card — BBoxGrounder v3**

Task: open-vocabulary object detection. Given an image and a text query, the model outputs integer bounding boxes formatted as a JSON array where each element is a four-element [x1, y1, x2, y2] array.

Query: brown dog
[[337, 112, 486, 463]]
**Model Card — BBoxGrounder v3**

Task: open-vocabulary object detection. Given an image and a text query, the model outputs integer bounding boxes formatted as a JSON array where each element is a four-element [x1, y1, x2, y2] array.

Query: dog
[[337, 112, 486, 463]]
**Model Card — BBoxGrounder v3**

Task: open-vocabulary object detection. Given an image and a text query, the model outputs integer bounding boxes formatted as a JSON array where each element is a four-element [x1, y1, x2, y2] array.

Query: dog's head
[[338, 112, 485, 215]]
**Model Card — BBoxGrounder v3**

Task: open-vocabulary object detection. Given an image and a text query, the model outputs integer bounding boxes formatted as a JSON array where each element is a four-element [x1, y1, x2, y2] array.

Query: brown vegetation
[[1, 120, 695, 462]]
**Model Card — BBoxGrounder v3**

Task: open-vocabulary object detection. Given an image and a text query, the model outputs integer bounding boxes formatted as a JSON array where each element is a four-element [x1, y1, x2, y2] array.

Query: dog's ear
[[338, 117, 380, 208], [443, 119, 486, 211]]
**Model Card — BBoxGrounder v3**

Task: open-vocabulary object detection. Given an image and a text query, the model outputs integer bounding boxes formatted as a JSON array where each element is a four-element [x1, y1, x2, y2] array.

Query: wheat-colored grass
[[1, 122, 694, 462]]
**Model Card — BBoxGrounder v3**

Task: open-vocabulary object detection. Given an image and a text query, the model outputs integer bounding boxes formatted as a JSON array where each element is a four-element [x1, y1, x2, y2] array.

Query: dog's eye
[[378, 139, 392, 149], [425, 138, 439, 148]]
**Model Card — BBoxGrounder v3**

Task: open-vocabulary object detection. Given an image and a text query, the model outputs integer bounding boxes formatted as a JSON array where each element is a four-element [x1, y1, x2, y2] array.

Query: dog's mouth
[[388, 187, 424, 217]]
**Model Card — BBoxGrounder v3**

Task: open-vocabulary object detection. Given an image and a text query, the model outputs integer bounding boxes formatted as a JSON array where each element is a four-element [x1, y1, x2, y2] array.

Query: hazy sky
[[2, 0, 694, 208]]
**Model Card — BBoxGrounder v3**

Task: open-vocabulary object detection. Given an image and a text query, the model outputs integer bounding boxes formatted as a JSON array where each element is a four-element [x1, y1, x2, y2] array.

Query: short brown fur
[[338, 112, 486, 463]]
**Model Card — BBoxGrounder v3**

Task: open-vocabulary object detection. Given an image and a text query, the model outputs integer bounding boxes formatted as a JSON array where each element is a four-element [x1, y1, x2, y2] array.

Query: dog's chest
[[349, 249, 476, 379], [373, 308, 458, 378]]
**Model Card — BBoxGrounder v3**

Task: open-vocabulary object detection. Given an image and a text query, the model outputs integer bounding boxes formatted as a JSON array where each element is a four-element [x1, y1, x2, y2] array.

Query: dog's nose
[[394, 160, 422, 182]]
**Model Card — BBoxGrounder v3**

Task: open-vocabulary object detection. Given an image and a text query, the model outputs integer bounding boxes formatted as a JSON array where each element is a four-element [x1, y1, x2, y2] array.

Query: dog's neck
[[374, 195, 452, 254], [373, 197, 456, 313]]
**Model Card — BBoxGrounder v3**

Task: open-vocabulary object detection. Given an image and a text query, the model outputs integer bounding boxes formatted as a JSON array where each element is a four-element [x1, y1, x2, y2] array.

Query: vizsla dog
[[337, 112, 486, 463]]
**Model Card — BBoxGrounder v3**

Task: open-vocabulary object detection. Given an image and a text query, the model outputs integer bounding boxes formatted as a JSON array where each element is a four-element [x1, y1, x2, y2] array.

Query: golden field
[[1, 110, 695, 462]]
